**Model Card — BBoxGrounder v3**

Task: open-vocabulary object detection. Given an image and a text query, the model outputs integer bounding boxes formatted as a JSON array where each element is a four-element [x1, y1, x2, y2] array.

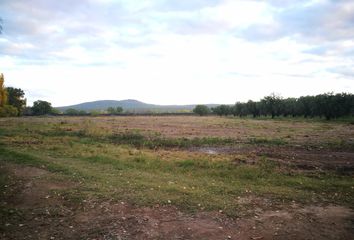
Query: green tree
[[107, 107, 115, 114], [6, 87, 26, 116], [246, 100, 259, 118], [261, 93, 282, 118], [32, 100, 53, 115], [0, 105, 18, 117], [212, 105, 231, 116], [65, 108, 80, 116], [281, 98, 297, 117], [79, 110, 87, 115], [193, 105, 210, 116], [116, 106, 123, 114], [107, 106, 123, 115], [233, 102, 248, 117]]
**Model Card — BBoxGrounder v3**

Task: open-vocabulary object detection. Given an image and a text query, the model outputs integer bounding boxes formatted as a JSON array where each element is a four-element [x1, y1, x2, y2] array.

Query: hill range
[[56, 99, 219, 113]]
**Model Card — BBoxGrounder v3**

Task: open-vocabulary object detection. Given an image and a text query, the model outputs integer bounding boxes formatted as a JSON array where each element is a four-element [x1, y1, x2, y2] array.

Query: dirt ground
[[190, 145, 354, 174], [1, 164, 353, 240], [1, 116, 354, 239]]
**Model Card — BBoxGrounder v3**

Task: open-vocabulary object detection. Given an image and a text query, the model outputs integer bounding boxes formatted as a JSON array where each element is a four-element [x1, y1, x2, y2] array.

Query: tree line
[[62, 106, 124, 116], [194, 93, 354, 120], [1, 73, 353, 119]]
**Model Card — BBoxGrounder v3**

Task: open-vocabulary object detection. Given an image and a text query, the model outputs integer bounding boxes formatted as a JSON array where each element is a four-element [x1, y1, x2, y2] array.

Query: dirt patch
[[2, 164, 73, 208], [13, 180, 72, 208], [21, 201, 353, 240], [252, 205, 354, 240], [259, 148, 354, 173], [1, 164, 353, 240], [73, 204, 236, 240], [189, 146, 354, 173], [12, 166, 49, 178]]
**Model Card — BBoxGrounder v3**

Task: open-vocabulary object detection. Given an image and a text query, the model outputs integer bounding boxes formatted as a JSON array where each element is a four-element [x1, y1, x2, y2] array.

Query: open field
[[0, 116, 353, 239]]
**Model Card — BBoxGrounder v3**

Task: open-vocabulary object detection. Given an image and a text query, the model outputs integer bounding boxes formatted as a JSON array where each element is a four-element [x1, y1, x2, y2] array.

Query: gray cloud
[[303, 43, 354, 58], [238, 1, 354, 43], [1, 0, 353, 70], [328, 66, 354, 79], [0, 0, 153, 64]]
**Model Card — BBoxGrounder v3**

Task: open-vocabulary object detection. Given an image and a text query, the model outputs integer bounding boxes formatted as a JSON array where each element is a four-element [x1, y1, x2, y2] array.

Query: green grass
[[248, 137, 287, 146], [1, 144, 353, 217], [108, 132, 239, 148], [0, 116, 353, 218]]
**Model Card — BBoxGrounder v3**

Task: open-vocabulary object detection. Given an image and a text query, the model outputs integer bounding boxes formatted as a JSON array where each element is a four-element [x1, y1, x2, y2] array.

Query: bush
[[193, 105, 210, 116], [0, 105, 18, 117]]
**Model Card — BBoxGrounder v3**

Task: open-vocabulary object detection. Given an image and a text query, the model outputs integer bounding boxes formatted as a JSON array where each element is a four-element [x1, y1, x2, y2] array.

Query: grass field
[[1, 116, 353, 239]]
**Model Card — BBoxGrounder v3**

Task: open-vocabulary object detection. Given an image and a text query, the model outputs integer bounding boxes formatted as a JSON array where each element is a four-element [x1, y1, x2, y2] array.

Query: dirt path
[[1, 164, 353, 240]]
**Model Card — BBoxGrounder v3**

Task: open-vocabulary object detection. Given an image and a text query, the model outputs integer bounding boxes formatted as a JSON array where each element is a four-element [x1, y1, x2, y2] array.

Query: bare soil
[[1, 164, 353, 240], [191, 145, 354, 173]]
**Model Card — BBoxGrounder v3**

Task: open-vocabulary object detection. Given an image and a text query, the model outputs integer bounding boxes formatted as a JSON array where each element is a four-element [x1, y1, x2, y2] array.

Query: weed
[[248, 137, 287, 146]]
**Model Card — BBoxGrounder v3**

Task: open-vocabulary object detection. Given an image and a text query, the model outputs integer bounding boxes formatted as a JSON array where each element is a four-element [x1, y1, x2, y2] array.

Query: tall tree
[[0, 73, 7, 107], [246, 100, 259, 118], [261, 93, 282, 118], [0, 73, 18, 117], [6, 87, 26, 115]]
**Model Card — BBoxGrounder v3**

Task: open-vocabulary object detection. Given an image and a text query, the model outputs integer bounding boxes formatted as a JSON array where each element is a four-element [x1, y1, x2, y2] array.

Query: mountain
[[56, 99, 219, 113]]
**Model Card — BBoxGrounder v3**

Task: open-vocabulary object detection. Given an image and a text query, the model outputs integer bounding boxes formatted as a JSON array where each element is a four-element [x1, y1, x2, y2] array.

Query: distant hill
[[56, 99, 219, 113]]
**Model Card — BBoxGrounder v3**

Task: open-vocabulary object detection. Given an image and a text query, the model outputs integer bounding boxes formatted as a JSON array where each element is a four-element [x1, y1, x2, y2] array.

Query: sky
[[0, 0, 353, 107]]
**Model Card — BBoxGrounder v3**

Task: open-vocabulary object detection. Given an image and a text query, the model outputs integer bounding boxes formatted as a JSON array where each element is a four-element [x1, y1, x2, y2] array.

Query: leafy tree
[[212, 105, 231, 116], [261, 93, 282, 118], [281, 98, 297, 117], [211, 106, 222, 116], [6, 87, 26, 115], [107, 106, 123, 115], [32, 100, 53, 115], [298, 96, 317, 118], [193, 105, 210, 116], [246, 100, 259, 118], [233, 102, 248, 117]]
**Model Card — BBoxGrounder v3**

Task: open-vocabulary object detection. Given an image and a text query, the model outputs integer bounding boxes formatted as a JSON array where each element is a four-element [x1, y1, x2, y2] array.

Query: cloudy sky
[[0, 0, 353, 106]]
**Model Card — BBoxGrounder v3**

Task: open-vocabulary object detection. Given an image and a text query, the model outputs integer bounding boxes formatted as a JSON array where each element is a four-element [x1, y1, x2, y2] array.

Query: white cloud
[[0, 0, 353, 106]]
